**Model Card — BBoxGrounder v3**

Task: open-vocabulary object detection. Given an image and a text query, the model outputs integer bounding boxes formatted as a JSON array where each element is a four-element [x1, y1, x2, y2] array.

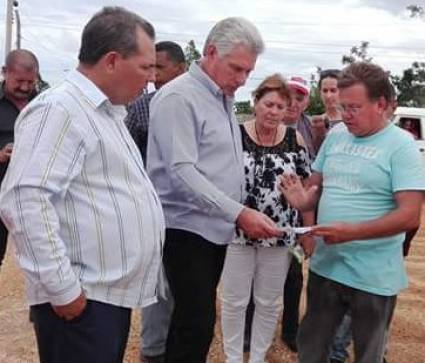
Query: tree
[[184, 40, 201, 67], [306, 86, 325, 115], [342, 41, 373, 65], [306, 41, 375, 115], [305, 67, 325, 115], [234, 100, 253, 115], [335, 36, 425, 107], [407, 5, 424, 18], [392, 62, 425, 107]]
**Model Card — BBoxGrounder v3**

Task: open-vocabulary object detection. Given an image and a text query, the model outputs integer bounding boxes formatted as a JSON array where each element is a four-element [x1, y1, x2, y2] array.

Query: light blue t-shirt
[[311, 122, 425, 296]]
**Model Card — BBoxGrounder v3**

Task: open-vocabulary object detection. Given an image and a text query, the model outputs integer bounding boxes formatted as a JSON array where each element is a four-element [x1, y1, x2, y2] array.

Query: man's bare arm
[[313, 191, 424, 244]]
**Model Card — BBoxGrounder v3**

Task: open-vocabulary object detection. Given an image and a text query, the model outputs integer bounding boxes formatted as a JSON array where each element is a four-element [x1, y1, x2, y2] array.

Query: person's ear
[[376, 96, 388, 115], [102, 51, 121, 74], [178, 62, 187, 74], [205, 44, 219, 59]]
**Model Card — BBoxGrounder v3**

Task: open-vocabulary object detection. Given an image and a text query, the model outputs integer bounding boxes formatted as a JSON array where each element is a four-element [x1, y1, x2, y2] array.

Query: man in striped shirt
[[0, 7, 164, 363]]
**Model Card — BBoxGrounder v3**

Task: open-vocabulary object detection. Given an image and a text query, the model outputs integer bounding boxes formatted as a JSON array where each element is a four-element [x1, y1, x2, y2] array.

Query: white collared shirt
[[0, 70, 165, 308]]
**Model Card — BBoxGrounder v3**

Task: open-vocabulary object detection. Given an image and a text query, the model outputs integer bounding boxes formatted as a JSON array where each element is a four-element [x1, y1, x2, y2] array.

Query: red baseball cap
[[288, 76, 310, 95]]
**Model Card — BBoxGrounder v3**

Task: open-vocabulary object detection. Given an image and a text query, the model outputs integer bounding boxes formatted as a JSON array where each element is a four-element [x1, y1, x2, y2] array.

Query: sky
[[1, 0, 424, 101]]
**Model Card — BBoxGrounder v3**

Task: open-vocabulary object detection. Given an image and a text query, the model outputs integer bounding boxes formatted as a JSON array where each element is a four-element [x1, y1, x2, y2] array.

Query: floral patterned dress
[[234, 125, 311, 248]]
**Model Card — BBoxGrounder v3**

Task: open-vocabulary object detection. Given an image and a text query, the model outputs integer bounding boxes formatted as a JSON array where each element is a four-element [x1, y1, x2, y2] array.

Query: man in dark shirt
[[0, 49, 39, 269], [126, 41, 186, 164], [283, 76, 315, 160], [125, 41, 186, 363]]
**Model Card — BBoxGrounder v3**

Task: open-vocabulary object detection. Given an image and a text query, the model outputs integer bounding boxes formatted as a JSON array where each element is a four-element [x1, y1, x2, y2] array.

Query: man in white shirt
[[0, 7, 164, 363]]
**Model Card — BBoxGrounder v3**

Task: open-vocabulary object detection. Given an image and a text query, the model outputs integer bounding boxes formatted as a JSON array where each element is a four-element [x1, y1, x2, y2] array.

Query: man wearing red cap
[[279, 76, 315, 352], [284, 76, 315, 160]]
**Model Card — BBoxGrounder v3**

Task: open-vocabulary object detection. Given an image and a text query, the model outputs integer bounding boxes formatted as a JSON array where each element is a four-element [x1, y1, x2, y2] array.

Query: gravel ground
[[1, 220, 424, 363]]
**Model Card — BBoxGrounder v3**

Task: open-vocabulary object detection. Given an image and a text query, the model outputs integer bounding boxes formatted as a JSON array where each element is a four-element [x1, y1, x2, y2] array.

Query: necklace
[[253, 121, 278, 179], [254, 122, 278, 147]]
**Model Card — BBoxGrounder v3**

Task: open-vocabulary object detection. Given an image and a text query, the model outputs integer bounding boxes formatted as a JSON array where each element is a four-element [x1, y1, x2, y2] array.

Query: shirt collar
[[66, 69, 109, 109], [66, 70, 127, 121], [189, 61, 229, 100]]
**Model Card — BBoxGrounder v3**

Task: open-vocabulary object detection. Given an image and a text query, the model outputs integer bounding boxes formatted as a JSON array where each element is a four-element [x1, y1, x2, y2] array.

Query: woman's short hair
[[252, 73, 290, 103]]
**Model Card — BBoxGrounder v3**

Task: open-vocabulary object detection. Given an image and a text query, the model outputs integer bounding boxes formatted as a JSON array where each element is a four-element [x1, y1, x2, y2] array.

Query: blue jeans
[[298, 271, 396, 363], [329, 313, 352, 362], [140, 282, 174, 357]]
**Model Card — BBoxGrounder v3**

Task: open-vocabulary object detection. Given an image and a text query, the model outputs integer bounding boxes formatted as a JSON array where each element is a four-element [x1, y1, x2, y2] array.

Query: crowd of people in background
[[0, 5, 424, 363]]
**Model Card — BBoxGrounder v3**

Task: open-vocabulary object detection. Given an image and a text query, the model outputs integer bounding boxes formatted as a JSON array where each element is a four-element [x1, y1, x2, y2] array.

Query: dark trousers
[[298, 272, 396, 363], [30, 300, 131, 363], [0, 219, 8, 267], [244, 291, 255, 346], [281, 258, 303, 340], [163, 229, 227, 363]]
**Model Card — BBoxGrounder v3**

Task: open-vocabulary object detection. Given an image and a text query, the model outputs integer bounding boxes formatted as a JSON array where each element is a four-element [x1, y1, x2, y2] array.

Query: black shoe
[[140, 354, 165, 363], [329, 359, 345, 363], [282, 337, 298, 353]]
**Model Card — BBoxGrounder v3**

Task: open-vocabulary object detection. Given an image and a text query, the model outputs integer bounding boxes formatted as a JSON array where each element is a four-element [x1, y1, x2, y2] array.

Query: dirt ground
[[1, 216, 425, 363]]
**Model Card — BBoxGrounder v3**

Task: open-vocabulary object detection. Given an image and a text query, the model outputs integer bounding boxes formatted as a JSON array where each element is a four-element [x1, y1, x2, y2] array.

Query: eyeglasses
[[337, 104, 363, 115]]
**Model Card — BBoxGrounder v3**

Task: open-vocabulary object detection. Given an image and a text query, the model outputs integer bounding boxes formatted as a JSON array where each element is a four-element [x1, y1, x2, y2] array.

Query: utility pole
[[14, 2, 21, 49], [5, 0, 14, 61]]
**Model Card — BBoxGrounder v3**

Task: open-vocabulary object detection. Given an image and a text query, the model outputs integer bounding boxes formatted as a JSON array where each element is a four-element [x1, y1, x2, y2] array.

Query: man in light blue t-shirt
[[281, 62, 425, 363]]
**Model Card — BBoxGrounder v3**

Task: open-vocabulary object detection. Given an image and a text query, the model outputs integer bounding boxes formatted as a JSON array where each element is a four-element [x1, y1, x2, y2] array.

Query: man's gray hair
[[202, 17, 264, 57], [5, 49, 39, 72]]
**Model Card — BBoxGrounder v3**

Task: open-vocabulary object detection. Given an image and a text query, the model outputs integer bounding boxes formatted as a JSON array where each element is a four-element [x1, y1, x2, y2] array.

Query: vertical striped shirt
[[0, 70, 165, 308]]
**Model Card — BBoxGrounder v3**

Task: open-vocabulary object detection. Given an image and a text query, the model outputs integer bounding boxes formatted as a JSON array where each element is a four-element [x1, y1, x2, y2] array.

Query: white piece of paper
[[280, 226, 313, 235]]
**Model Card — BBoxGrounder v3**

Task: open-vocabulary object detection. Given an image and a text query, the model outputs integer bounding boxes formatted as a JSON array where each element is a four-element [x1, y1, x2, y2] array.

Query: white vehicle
[[392, 107, 425, 160]]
